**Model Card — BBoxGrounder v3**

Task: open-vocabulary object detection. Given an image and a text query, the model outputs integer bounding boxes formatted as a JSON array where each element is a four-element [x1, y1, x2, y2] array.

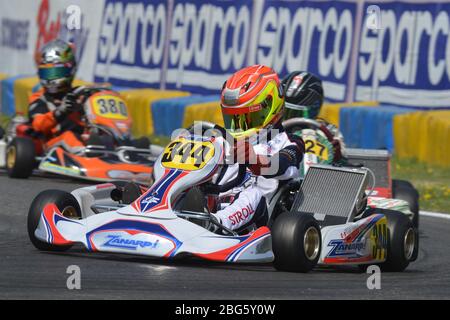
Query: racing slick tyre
[[392, 179, 419, 228], [6, 137, 36, 178], [272, 212, 321, 273], [28, 190, 81, 251]]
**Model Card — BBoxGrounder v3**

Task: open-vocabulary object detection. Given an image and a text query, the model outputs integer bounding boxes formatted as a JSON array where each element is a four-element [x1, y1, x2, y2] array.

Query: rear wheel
[[392, 179, 419, 228], [6, 137, 36, 178], [272, 212, 321, 272], [28, 190, 81, 251]]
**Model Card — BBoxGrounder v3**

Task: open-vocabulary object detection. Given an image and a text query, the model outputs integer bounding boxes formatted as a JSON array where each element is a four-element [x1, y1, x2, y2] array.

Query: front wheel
[[360, 209, 417, 272], [28, 190, 81, 251], [272, 212, 321, 273], [6, 137, 36, 178]]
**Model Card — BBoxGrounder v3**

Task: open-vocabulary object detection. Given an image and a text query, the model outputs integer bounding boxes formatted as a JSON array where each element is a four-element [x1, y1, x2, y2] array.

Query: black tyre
[[0, 126, 5, 140], [132, 137, 151, 149], [272, 212, 321, 272], [28, 190, 81, 251], [6, 137, 36, 178], [364, 209, 416, 272], [392, 179, 419, 228]]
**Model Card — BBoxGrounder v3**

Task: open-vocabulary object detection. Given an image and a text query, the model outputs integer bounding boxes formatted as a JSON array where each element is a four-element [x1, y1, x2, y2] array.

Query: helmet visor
[[38, 64, 73, 81], [284, 102, 309, 119], [223, 97, 273, 133]]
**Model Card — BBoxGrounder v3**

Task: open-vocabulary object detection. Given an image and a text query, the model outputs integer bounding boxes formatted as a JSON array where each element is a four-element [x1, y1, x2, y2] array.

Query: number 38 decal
[[161, 138, 215, 171], [91, 95, 129, 120]]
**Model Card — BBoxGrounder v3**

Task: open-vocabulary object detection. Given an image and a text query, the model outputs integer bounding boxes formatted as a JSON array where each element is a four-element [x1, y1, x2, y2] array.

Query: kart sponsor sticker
[[103, 235, 159, 251]]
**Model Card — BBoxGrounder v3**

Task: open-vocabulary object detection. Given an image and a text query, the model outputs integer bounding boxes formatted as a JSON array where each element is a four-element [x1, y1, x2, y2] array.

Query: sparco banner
[[1, 0, 450, 108]]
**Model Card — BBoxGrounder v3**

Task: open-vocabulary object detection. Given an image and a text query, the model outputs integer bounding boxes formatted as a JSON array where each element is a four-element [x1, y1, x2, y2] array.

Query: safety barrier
[[151, 95, 220, 137], [318, 101, 379, 127], [394, 111, 450, 167], [339, 106, 415, 151], [1, 74, 449, 167], [120, 89, 191, 137]]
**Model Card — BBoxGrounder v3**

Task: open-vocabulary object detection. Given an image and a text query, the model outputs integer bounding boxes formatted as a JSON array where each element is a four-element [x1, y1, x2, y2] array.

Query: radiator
[[292, 165, 369, 226]]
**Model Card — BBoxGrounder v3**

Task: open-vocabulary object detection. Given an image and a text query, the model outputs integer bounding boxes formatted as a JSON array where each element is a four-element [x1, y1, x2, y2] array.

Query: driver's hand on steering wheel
[[233, 139, 270, 175]]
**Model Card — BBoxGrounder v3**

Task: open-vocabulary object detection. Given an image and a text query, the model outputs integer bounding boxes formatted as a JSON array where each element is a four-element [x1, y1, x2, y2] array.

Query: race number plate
[[161, 138, 215, 171], [91, 95, 129, 120], [304, 138, 329, 161]]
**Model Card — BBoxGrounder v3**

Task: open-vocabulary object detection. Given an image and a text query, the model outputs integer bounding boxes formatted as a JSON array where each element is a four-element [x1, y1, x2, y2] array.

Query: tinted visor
[[38, 64, 73, 81], [284, 102, 309, 120], [223, 96, 272, 132]]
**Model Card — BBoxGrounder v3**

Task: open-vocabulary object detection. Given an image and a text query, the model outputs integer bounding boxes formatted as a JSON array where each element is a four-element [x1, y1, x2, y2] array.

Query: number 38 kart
[[27, 123, 419, 272], [0, 86, 163, 183]]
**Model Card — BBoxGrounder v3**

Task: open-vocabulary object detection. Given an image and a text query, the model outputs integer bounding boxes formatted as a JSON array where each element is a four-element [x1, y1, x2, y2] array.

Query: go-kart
[[0, 86, 163, 183], [282, 117, 420, 229], [28, 123, 418, 272]]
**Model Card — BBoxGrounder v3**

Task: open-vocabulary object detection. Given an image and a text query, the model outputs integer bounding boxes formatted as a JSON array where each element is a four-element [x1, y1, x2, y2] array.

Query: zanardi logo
[[327, 239, 366, 257], [103, 235, 159, 251], [141, 192, 160, 205]]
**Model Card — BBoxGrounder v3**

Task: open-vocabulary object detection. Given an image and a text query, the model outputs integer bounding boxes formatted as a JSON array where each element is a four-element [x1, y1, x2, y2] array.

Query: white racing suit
[[212, 129, 305, 231]]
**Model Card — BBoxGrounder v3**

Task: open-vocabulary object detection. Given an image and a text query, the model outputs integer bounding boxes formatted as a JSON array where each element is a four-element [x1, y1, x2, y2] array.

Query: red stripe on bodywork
[[43, 203, 73, 246], [194, 227, 270, 262]]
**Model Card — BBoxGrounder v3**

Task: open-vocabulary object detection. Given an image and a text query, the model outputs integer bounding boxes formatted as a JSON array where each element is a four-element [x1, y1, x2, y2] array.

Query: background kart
[[0, 87, 163, 183], [28, 124, 418, 272], [282, 117, 420, 229]]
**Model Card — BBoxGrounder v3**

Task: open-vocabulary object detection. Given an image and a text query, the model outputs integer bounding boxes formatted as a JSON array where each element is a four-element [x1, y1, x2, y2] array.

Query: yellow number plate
[[304, 139, 329, 161], [161, 138, 215, 171], [91, 95, 129, 120], [370, 217, 388, 261]]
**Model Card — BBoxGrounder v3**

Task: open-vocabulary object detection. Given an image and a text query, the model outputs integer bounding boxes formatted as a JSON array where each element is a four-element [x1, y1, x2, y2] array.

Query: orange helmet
[[221, 65, 284, 139]]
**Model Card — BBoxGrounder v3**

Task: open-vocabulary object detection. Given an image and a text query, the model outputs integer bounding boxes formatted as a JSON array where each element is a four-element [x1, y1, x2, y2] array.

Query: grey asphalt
[[0, 172, 449, 299]]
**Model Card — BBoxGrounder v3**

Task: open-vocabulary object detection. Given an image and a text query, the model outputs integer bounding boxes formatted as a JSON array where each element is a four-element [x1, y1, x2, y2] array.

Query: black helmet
[[281, 71, 324, 119]]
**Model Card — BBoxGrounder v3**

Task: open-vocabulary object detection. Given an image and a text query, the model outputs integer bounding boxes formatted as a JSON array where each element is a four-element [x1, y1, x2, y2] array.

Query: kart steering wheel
[[282, 118, 335, 143]]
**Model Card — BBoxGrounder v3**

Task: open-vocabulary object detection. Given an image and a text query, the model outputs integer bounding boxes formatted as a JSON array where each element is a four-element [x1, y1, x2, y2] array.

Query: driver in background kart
[[28, 39, 86, 153], [210, 65, 305, 232], [281, 71, 346, 162]]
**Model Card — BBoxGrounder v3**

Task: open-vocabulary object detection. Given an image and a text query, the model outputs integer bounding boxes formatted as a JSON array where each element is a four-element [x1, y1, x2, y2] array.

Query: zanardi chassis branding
[[322, 214, 388, 264]]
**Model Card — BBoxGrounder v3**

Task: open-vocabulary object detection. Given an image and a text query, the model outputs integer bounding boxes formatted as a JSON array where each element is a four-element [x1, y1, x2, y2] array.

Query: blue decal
[[327, 239, 366, 258], [86, 219, 182, 255], [138, 169, 182, 212], [102, 235, 159, 251]]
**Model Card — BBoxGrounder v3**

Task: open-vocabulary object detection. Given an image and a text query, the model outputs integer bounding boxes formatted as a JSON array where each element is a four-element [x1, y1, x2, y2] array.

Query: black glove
[[54, 93, 77, 121]]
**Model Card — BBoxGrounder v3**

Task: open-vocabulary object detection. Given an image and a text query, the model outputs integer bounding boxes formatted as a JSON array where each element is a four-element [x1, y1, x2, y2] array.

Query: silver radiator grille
[[293, 165, 368, 225]]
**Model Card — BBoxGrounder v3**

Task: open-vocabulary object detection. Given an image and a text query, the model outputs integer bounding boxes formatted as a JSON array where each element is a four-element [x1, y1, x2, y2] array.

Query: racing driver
[[28, 39, 86, 153], [210, 65, 305, 232], [281, 71, 346, 162]]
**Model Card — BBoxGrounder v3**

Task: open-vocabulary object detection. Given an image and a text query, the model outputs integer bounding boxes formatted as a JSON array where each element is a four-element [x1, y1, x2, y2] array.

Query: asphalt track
[[0, 171, 449, 300]]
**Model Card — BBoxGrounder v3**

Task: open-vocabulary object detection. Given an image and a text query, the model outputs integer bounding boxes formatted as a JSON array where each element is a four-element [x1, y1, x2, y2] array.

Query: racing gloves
[[54, 93, 77, 122]]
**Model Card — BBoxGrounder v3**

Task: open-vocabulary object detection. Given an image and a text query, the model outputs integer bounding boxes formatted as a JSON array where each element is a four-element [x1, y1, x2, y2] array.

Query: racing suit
[[213, 127, 304, 231], [28, 87, 85, 152]]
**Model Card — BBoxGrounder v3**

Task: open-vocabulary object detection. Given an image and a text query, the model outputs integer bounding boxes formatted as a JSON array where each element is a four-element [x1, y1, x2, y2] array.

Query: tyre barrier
[[339, 106, 414, 151], [151, 95, 219, 137], [318, 101, 379, 127], [394, 111, 450, 167]]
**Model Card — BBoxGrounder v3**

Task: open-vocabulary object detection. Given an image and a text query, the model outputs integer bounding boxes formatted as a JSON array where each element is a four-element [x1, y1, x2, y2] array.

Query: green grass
[[391, 157, 450, 213]]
